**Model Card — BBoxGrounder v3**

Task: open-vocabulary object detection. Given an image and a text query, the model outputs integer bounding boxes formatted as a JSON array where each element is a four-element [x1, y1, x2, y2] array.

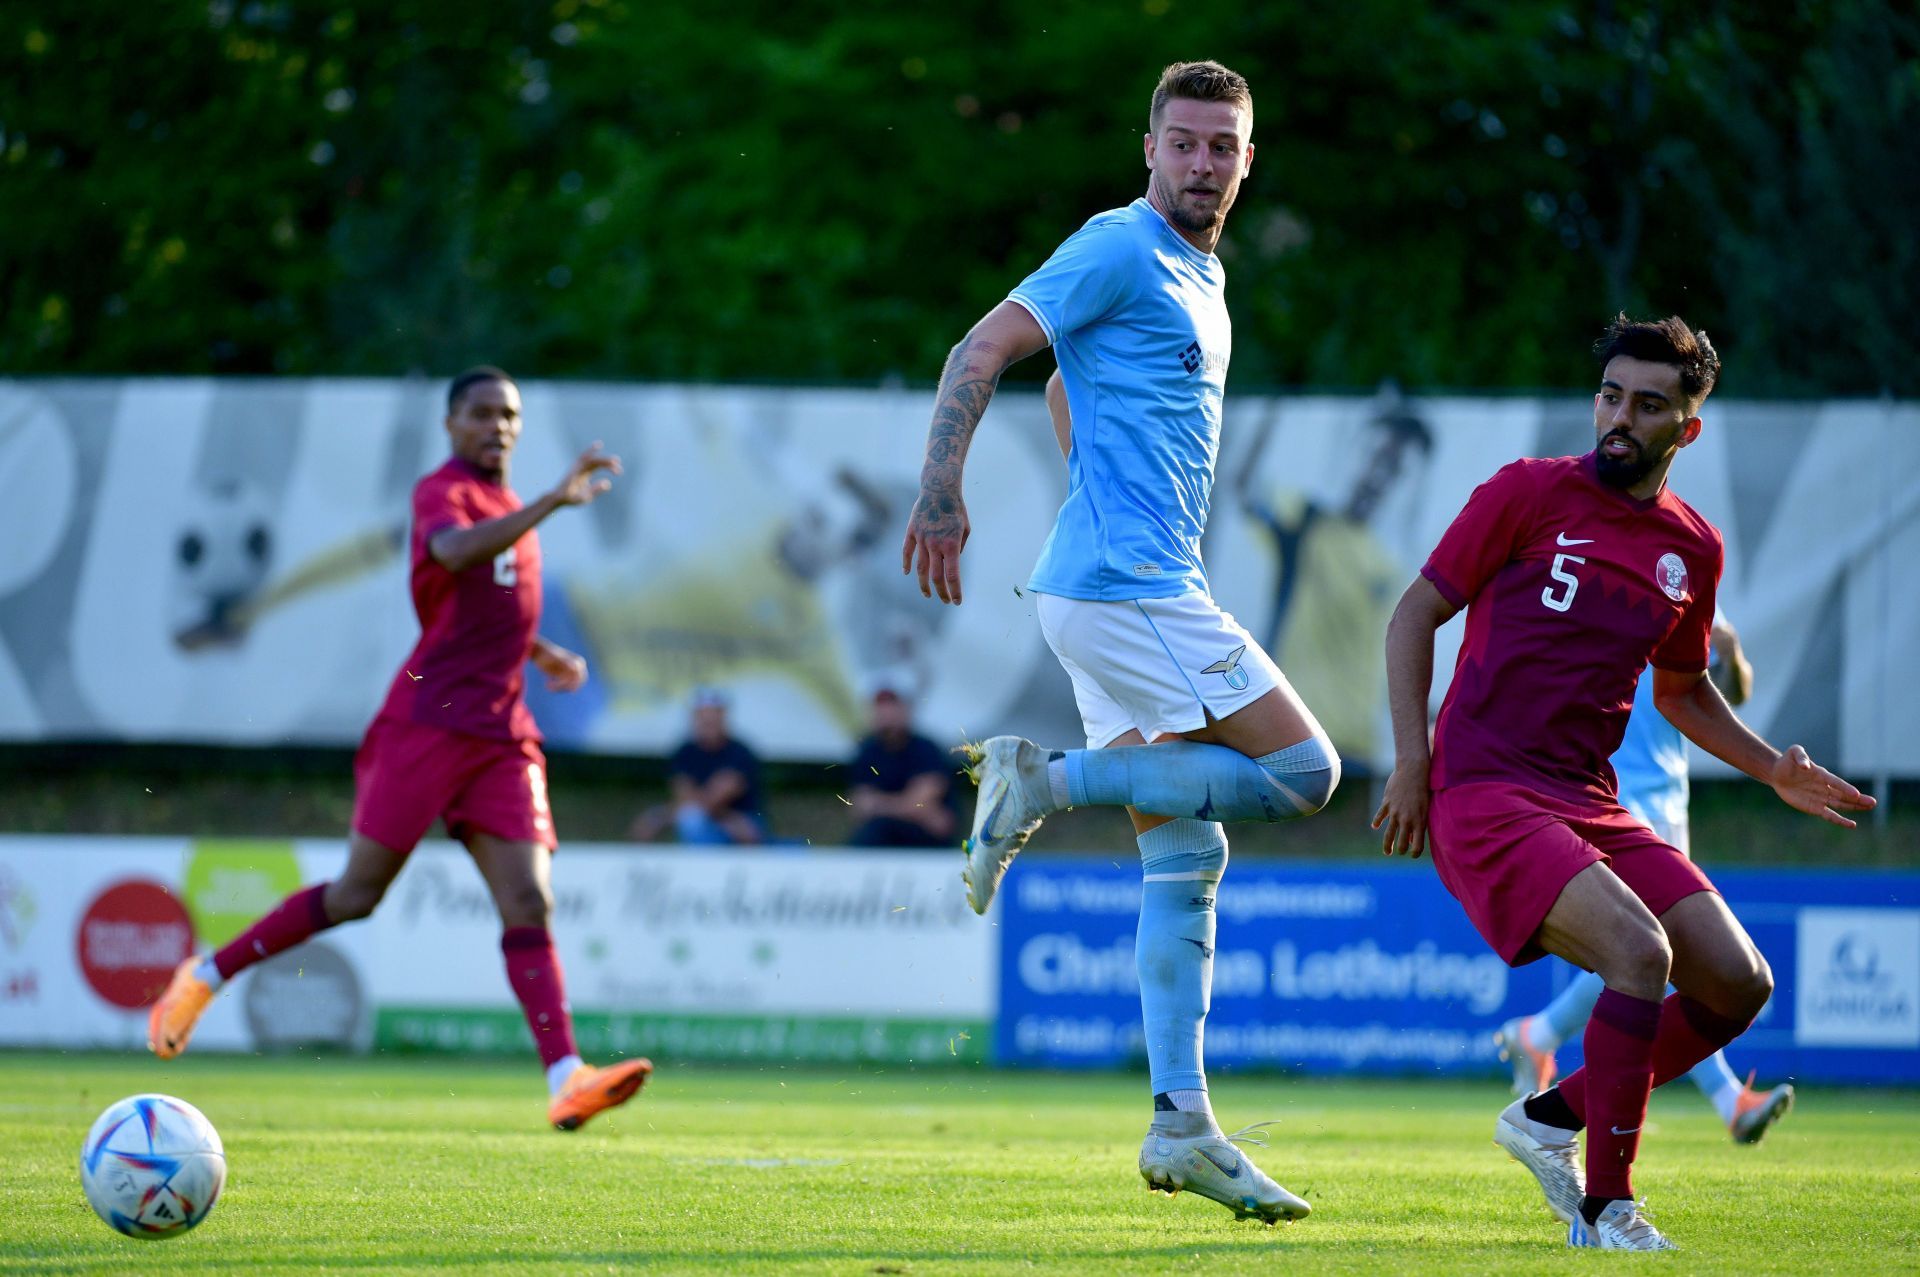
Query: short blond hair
[[1149, 61, 1252, 131]]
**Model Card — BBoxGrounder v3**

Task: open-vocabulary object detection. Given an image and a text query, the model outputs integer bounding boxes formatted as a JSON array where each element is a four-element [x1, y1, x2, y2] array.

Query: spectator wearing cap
[[630, 689, 768, 845], [847, 688, 957, 849]]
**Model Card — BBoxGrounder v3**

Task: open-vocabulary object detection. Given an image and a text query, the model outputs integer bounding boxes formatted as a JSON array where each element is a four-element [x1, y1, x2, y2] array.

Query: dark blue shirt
[[670, 738, 763, 816], [850, 732, 953, 807]]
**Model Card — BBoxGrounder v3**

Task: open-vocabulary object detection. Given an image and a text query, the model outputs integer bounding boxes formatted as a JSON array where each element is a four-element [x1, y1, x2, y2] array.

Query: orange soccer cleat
[[147, 957, 215, 1060], [547, 1058, 653, 1131], [1493, 1016, 1559, 1096], [1729, 1073, 1795, 1144]]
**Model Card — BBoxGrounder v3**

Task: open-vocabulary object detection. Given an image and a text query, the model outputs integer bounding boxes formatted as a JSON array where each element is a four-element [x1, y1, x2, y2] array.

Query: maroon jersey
[[1421, 452, 1720, 802], [374, 457, 542, 741]]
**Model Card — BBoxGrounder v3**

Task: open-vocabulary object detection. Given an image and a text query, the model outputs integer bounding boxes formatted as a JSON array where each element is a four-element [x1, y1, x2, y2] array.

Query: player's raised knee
[[1255, 734, 1340, 819], [1612, 926, 1673, 995], [1728, 952, 1775, 1019]]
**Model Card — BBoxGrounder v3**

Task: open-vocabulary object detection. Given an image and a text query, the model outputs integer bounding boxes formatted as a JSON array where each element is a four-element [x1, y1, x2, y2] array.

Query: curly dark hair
[[1595, 314, 1720, 402]]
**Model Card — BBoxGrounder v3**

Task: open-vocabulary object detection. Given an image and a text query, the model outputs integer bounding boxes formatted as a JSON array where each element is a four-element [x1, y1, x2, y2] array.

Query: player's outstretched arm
[[902, 302, 1049, 605], [430, 444, 622, 573], [1374, 576, 1458, 858], [1653, 667, 1876, 828], [531, 636, 588, 692]]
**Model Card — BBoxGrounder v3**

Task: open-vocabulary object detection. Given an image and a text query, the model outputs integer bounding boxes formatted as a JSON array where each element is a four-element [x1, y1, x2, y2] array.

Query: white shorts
[[1036, 591, 1286, 749]]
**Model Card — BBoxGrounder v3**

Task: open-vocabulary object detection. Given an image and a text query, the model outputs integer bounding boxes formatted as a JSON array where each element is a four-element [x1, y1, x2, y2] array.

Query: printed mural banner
[[0, 378, 1915, 774], [996, 857, 1920, 1085], [0, 837, 995, 1066]]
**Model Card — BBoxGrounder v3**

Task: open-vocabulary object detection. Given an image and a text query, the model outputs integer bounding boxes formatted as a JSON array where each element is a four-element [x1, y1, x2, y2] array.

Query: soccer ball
[[79, 1094, 226, 1239], [169, 477, 275, 650]]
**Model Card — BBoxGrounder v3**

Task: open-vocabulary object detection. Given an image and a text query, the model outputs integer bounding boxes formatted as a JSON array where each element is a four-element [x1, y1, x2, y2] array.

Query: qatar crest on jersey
[[1655, 552, 1689, 602]]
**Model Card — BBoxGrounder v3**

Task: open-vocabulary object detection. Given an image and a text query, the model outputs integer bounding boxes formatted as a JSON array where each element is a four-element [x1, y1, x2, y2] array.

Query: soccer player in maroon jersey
[[148, 367, 651, 1132], [1373, 316, 1874, 1250]]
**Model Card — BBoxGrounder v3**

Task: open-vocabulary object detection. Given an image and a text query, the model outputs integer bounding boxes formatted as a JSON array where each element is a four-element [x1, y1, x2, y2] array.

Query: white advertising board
[[0, 837, 994, 1066]]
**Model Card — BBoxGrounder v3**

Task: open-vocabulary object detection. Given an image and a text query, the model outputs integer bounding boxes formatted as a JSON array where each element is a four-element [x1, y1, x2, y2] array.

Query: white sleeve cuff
[[1005, 292, 1057, 346]]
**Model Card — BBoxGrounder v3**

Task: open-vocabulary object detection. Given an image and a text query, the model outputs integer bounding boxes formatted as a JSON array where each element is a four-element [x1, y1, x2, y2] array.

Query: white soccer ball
[[79, 1094, 226, 1240]]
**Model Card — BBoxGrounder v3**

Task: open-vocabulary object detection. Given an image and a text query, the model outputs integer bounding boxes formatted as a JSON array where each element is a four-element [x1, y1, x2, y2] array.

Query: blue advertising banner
[[995, 859, 1920, 1085]]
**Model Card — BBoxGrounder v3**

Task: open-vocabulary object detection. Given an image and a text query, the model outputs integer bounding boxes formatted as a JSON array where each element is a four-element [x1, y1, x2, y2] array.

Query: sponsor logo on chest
[[1178, 339, 1230, 377]]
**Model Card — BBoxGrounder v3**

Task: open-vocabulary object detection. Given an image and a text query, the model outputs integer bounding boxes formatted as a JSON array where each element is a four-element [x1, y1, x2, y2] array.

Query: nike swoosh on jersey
[[1609, 1125, 1641, 1135], [1556, 533, 1595, 546]]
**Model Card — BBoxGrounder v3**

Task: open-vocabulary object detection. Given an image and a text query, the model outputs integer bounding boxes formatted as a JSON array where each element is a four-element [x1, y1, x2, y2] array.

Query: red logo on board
[[75, 880, 195, 1010]]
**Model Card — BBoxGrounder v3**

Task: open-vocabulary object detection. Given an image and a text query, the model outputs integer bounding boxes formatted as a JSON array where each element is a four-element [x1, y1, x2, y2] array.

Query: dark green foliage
[[3, 1, 1914, 392]]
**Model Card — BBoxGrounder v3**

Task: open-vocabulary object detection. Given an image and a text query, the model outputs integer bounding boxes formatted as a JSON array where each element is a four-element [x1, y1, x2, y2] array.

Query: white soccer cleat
[[1494, 1096, 1584, 1225], [1493, 1015, 1558, 1096], [1138, 1123, 1311, 1225], [959, 736, 1055, 915], [1567, 1198, 1678, 1251]]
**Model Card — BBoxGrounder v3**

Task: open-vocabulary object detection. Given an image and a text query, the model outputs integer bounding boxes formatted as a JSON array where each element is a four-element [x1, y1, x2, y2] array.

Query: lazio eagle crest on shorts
[[1202, 645, 1250, 691]]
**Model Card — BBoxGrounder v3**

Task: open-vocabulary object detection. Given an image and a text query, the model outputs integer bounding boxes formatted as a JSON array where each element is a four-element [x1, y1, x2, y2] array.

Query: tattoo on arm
[[916, 337, 1005, 527]]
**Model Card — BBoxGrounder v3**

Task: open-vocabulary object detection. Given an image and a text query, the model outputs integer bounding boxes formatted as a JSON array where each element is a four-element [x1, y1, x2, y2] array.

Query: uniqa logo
[[1829, 933, 1885, 986]]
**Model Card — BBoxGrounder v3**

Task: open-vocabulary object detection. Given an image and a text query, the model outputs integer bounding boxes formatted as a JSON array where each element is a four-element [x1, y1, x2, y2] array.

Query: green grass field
[[4, 1053, 1917, 1274]]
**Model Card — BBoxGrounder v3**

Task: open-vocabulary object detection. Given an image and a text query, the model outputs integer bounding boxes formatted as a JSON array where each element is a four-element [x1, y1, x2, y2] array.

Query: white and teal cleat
[[1138, 1123, 1311, 1225], [959, 736, 1055, 915], [1494, 1095, 1584, 1225], [1567, 1198, 1678, 1250]]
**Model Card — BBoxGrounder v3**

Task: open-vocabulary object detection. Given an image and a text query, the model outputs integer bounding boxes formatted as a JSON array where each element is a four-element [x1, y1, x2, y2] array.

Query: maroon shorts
[[1427, 781, 1714, 966], [351, 717, 556, 853]]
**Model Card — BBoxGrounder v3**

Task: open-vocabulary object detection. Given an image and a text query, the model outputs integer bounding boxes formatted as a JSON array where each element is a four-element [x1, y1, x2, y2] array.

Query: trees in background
[[4, 1, 1914, 393]]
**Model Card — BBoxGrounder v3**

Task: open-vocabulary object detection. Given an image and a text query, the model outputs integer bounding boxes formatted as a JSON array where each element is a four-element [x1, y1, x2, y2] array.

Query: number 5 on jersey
[[1542, 551, 1585, 612]]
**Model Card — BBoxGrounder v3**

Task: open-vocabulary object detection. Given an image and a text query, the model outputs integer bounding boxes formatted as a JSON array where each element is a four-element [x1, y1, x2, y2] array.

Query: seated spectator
[[630, 689, 767, 845], [847, 688, 957, 848]]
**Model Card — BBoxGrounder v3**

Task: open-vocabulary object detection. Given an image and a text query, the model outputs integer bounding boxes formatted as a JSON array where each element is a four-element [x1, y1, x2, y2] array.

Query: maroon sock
[[1568, 988, 1661, 1201], [1557, 991, 1756, 1120], [501, 926, 579, 1069], [212, 883, 334, 981], [1650, 993, 1752, 1085]]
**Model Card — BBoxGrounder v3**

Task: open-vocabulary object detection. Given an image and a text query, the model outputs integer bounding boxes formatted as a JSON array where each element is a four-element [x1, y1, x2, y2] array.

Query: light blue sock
[[1065, 735, 1338, 823], [1688, 1049, 1742, 1110], [1136, 819, 1227, 1096], [1531, 967, 1606, 1052]]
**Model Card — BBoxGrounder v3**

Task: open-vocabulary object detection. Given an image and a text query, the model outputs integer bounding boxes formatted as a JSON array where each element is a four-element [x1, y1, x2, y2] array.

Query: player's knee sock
[[1572, 988, 1660, 1202], [501, 926, 579, 1071], [1651, 993, 1751, 1090], [1136, 820, 1226, 1127], [1530, 967, 1605, 1053], [1689, 1051, 1744, 1122], [1558, 991, 1755, 1113], [207, 883, 334, 984], [1065, 735, 1338, 823]]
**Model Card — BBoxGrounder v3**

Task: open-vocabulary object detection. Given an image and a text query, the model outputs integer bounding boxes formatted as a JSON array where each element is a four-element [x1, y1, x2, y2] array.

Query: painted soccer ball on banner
[[169, 477, 275, 650], [79, 1094, 226, 1240]]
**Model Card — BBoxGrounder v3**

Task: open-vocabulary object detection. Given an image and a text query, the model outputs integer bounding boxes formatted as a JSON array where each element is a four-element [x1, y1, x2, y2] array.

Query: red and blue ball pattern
[[79, 1093, 226, 1240]]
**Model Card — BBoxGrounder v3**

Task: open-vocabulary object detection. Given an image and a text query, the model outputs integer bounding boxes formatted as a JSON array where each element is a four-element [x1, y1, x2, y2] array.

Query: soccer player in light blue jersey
[[1495, 612, 1796, 1143], [902, 61, 1338, 1225]]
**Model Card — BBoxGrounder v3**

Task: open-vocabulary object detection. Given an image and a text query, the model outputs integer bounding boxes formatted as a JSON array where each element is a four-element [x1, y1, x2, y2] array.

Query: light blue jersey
[[1611, 663, 1689, 835], [1010, 198, 1231, 601], [1611, 607, 1727, 843]]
